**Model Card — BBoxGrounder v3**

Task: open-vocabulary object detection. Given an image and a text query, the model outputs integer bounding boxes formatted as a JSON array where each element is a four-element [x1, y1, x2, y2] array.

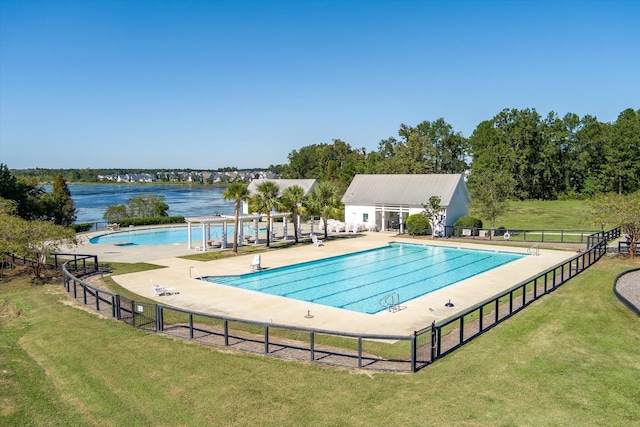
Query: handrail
[[189, 266, 202, 279], [379, 292, 401, 313]]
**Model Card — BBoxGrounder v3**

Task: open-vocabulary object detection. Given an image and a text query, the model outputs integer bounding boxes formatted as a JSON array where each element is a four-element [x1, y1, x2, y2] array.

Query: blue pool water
[[90, 225, 262, 246], [201, 243, 526, 314]]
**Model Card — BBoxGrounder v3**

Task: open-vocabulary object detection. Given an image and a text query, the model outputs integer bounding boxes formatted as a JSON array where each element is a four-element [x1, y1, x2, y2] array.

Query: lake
[[44, 183, 235, 224]]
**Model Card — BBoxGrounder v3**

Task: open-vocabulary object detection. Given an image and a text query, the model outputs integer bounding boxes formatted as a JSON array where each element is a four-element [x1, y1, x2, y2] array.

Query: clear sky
[[1, 0, 638, 170]]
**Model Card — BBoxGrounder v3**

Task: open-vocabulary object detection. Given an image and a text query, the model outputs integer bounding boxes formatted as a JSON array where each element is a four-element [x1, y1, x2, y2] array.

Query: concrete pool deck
[[94, 231, 578, 336]]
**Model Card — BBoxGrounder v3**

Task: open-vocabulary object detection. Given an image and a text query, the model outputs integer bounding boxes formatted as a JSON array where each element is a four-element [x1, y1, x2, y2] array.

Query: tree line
[[282, 107, 639, 199]]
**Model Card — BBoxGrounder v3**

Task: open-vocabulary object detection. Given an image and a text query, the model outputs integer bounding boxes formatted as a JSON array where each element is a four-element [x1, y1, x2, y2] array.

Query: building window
[[363, 213, 369, 222]]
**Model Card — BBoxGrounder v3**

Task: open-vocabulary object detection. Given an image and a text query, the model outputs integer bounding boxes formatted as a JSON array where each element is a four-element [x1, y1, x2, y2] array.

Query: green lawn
[[481, 199, 596, 230], [2, 256, 640, 425]]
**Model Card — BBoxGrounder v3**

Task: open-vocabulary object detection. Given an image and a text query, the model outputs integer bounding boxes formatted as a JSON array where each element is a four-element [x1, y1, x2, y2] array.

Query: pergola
[[184, 212, 291, 251]]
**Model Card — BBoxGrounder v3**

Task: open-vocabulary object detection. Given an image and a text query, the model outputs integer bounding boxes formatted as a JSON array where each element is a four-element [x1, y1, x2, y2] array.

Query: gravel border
[[613, 268, 640, 316]]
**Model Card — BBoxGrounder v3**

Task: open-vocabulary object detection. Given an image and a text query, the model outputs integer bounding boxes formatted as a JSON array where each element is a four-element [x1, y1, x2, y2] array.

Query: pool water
[[90, 225, 263, 246], [201, 243, 526, 314]]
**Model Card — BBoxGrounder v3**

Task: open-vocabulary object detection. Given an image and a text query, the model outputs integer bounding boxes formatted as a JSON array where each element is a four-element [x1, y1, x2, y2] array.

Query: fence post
[[155, 305, 162, 332], [310, 332, 315, 361], [114, 294, 120, 319], [411, 331, 417, 372], [430, 321, 437, 362], [189, 313, 194, 339], [224, 320, 229, 346]]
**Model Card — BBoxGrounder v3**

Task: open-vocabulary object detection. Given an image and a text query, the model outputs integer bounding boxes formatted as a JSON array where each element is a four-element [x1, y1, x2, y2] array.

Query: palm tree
[[250, 181, 280, 247], [222, 182, 250, 253], [279, 185, 306, 244], [307, 181, 341, 240]]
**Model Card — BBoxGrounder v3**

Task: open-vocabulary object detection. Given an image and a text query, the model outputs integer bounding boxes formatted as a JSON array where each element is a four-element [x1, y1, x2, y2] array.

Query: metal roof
[[247, 179, 317, 197], [341, 174, 469, 206]]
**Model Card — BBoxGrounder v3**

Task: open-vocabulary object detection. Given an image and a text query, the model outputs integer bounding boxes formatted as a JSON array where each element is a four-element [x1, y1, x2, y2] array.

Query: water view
[[44, 184, 235, 224]]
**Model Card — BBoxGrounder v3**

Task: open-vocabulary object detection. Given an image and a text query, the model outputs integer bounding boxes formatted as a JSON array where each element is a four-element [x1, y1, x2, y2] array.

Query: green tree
[[468, 170, 513, 230], [469, 108, 544, 199], [388, 119, 469, 175], [104, 195, 169, 221], [283, 140, 367, 188], [103, 204, 128, 222], [50, 174, 77, 226], [589, 191, 640, 257], [222, 182, 250, 253], [601, 108, 640, 194], [250, 181, 280, 248], [421, 196, 445, 238], [307, 182, 342, 240], [0, 213, 75, 278], [0, 165, 49, 220], [279, 185, 307, 244], [0, 198, 18, 277], [573, 115, 609, 195]]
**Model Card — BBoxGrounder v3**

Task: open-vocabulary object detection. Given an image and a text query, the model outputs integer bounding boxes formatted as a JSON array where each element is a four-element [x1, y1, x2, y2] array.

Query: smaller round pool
[[90, 225, 264, 246]]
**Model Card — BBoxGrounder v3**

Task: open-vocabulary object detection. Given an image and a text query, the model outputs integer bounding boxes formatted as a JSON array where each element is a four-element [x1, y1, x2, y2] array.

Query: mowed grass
[[484, 199, 596, 230], [2, 255, 640, 426], [1, 200, 637, 425]]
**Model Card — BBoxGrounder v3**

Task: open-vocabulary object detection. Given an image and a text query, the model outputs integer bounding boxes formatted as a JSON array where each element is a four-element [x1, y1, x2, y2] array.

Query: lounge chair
[[249, 255, 262, 271], [311, 234, 324, 247], [151, 279, 177, 296]]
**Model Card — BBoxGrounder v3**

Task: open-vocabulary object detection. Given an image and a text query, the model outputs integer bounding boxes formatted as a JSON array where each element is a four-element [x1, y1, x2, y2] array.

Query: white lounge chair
[[151, 279, 177, 296], [249, 255, 262, 271], [311, 234, 324, 247]]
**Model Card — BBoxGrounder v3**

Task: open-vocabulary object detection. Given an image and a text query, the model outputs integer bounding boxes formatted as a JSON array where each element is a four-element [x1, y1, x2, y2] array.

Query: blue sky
[[1, 0, 638, 170]]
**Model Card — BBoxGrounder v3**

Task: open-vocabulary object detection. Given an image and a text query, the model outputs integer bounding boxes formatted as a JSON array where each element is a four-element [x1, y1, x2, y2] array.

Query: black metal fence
[[58, 227, 620, 373], [448, 227, 603, 244], [617, 241, 640, 256]]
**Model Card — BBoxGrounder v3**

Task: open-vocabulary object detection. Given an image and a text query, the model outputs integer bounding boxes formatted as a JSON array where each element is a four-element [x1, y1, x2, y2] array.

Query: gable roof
[[247, 179, 317, 197], [341, 174, 470, 206]]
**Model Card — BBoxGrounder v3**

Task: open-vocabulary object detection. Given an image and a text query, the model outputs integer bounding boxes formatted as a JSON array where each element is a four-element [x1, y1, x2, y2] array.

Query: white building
[[341, 174, 471, 234]]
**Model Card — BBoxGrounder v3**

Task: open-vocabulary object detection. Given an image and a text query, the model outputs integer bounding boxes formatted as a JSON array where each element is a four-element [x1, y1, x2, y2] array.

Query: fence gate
[[119, 296, 157, 331]]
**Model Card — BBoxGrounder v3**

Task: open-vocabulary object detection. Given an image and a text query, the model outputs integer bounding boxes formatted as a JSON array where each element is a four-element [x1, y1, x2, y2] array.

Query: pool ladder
[[189, 266, 202, 279], [380, 292, 402, 313], [528, 244, 540, 256]]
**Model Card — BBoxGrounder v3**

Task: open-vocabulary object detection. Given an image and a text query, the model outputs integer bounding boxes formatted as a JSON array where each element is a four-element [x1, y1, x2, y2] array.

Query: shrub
[[72, 223, 94, 233], [452, 216, 483, 237], [406, 214, 430, 235], [453, 216, 483, 229]]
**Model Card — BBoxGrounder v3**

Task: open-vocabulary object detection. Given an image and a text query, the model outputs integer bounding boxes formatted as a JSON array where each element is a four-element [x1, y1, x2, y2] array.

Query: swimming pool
[[201, 243, 526, 314], [90, 225, 263, 246]]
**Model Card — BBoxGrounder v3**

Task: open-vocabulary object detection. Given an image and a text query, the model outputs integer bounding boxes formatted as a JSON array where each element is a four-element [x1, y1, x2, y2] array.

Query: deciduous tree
[[468, 170, 514, 230], [589, 191, 640, 257], [421, 196, 445, 239]]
